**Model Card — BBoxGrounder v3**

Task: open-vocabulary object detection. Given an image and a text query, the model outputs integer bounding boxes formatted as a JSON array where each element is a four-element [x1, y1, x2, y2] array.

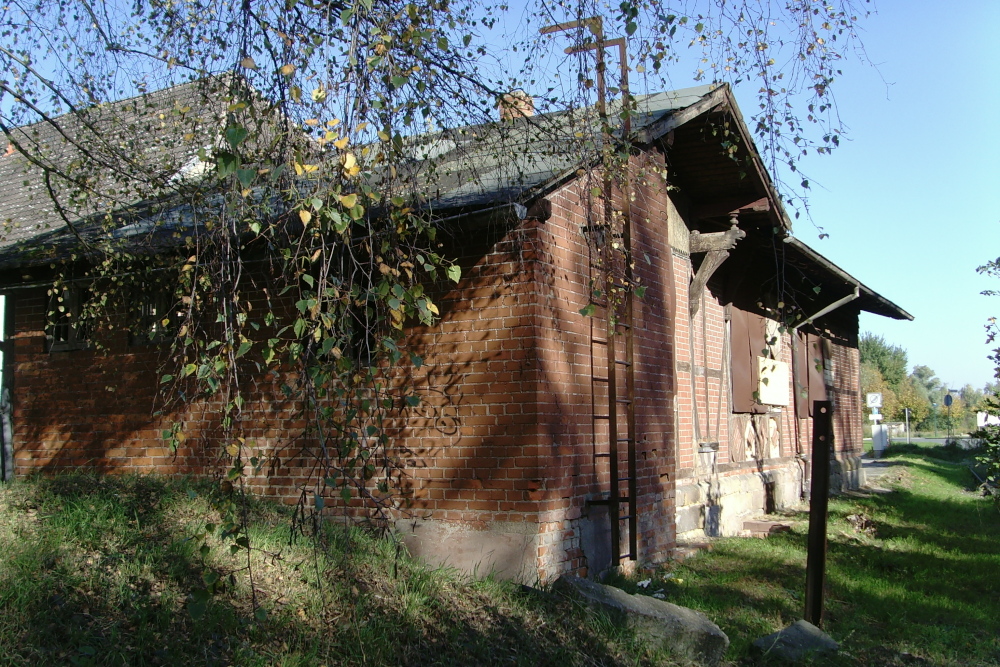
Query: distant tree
[[895, 376, 929, 424], [911, 365, 943, 397], [859, 332, 908, 389], [960, 384, 985, 412]]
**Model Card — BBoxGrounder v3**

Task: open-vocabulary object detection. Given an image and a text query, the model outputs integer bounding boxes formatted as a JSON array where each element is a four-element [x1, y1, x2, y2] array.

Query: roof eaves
[[784, 236, 913, 321]]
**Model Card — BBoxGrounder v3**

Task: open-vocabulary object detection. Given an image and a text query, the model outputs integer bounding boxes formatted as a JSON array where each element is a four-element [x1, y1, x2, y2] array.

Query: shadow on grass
[[0, 473, 652, 667], [653, 453, 1000, 666]]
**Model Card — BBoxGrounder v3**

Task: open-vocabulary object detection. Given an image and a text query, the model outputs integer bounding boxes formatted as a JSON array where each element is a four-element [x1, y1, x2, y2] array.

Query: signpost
[[945, 392, 954, 441], [867, 392, 887, 457]]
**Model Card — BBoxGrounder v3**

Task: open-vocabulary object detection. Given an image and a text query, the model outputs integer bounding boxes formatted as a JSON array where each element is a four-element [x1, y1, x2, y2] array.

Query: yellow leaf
[[311, 87, 327, 103], [299, 210, 312, 224], [240, 56, 258, 70], [293, 162, 304, 176], [339, 193, 357, 208], [346, 165, 361, 177], [327, 118, 341, 127], [279, 63, 296, 76], [227, 444, 240, 456], [342, 153, 357, 170], [355, 122, 368, 132], [427, 302, 439, 315], [304, 118, 319, 126], [333, 137, 349, 150]]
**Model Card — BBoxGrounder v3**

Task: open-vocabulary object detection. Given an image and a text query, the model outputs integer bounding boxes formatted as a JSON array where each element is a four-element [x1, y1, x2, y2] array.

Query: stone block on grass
[[752, 619, 838, 662], [553, 575, 729, 666]]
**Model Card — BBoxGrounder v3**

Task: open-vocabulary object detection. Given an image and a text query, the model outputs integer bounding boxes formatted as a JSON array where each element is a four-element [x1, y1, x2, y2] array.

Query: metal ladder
[[589, 221, 638, 565]]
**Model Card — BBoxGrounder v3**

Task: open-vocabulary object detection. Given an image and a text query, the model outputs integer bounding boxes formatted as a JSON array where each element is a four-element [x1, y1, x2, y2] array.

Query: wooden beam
[[692, 196, 769, 221], [637, 85, 730, 144], [689, 224, 746, 254], [690, 248, 730, 317], [689, 220, 745, 316]]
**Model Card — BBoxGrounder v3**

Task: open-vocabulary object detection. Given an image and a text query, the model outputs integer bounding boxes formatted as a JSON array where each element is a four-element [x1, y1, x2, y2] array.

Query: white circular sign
[[866, 392, 883, 408]]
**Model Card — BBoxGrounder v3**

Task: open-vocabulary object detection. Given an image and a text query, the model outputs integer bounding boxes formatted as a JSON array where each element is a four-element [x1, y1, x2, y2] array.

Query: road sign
[[944, 394, 953, 407], [866, 392, 883, 408]]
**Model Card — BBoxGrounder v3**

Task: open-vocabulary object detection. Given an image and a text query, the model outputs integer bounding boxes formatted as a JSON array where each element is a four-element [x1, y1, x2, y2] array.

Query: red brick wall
[[2, 144, 866, 580]]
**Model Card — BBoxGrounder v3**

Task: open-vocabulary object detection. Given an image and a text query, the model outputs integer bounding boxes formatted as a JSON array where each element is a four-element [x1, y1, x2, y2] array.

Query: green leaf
[[446, 265, 461, 283], [216, 151, 239, 177], [225, 125, 248, 150], [405, 395, 421, 407], [390, 75, 409, 89], [635, 285, 647, 298], [202, 571, 220, 586], [236, 341, 252, 358], [182, 363, 197, 377], [236, 168, 256, 188], [340, 486, 351, 503], [314, 494, 324, 511], [160, 374, 174, 384], [188, 600, 208, 620], [579, 303, 596, 317], [254, 607, 268, 623], [410, 353, 423, 368]]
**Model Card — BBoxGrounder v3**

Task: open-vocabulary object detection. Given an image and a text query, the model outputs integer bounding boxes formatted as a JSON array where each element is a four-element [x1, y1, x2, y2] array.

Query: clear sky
[[780, 0, 1000, 390]]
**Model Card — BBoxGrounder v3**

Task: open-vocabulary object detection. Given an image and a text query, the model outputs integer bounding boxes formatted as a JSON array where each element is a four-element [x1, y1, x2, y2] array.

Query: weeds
[[0, 472, 670, 666]]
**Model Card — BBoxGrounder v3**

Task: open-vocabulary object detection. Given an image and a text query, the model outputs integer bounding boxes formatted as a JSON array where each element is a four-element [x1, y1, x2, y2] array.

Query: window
[[48, 287, 90, 352], [130, 289, 176, 346]]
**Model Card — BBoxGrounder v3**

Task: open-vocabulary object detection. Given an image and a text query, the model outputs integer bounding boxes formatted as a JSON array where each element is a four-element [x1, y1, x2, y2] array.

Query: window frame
[[47, 287, 91, 352]]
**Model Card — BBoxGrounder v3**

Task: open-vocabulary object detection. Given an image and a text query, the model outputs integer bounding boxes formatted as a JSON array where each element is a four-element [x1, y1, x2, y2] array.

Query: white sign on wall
[[866, 392, 883, 409], [757, 357, 790, 406]]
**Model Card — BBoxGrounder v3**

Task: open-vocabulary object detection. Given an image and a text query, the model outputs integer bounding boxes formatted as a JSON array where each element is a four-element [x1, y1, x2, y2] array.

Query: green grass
[[4, 448, 998, 666], [611, 447, 1000, 666], [0, 472, 671, 666]]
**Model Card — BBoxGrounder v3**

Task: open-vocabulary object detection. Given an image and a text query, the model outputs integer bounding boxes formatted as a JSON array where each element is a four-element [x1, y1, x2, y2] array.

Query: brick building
[[0, 81, 910, 583]]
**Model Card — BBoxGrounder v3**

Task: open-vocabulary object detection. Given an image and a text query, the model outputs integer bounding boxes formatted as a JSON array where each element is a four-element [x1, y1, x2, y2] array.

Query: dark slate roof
[[0, 80, 911, 326], [406, 85, 716, 211], [0, 80, 718, 269], [0, 77, 232, 264]]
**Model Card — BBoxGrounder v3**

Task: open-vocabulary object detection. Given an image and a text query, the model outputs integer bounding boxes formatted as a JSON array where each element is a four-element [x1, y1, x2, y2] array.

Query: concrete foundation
[[675, 460, 803, 541], [395, 519, 539, 583]]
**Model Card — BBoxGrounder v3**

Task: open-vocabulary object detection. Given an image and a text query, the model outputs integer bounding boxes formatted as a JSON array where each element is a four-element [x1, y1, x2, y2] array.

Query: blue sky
[[785, 0, 1000, 389]]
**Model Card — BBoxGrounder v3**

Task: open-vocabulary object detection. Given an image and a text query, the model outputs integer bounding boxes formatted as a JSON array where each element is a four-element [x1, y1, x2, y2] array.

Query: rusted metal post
[[804, 400, 832, 627]]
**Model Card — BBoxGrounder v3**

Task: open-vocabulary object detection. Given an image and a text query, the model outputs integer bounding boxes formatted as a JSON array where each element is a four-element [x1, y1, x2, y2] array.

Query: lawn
[[1, 443, 996, 666], [610, 443, 1000, 665]]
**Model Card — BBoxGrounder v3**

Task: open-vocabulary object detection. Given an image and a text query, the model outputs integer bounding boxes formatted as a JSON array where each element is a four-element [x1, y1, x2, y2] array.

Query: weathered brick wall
[[522, 152, 679, 580], [8, 288, 198, 474]]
